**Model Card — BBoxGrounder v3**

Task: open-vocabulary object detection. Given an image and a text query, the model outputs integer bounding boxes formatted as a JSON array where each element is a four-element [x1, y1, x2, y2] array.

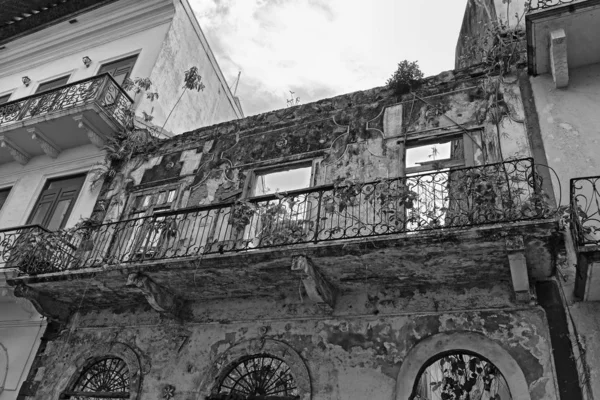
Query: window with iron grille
[[209, 354, 300, 400], [61, 357, 130, 399]]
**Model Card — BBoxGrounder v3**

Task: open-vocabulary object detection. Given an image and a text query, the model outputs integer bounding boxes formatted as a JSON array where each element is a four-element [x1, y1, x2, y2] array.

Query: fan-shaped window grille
[[212, 354, 299, 400], [61, 357, 130, 399], [411, 351, 512, 400]]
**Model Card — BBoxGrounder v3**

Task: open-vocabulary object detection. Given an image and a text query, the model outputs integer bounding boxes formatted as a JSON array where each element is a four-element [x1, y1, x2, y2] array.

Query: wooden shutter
[[28, 175, 86, 230], [98, 55, 138, 86]]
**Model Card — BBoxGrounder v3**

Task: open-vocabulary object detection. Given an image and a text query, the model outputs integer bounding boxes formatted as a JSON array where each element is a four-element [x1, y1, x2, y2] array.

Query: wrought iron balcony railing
[[8, 158, 551, 275], [571, 175, 600, 246], [528, 0, 574, 11], [0, 73, 133, 128], [0, 225, 78, 270]]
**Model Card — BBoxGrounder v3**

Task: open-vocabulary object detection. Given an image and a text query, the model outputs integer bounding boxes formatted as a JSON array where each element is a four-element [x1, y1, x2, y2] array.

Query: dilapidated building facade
[[4, 1, 598, 400]]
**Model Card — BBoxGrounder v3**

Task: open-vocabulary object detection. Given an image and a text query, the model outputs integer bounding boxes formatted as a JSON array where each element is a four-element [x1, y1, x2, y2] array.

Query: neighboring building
[[0, 0, 242, 399], [3, 3, 571, 397], [459, 0, 600, 399]]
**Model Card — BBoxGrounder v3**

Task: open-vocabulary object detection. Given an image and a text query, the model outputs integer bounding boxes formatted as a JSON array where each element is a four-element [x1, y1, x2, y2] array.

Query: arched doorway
[[411, 351, 512, 400], [396, 332, 531, 400]]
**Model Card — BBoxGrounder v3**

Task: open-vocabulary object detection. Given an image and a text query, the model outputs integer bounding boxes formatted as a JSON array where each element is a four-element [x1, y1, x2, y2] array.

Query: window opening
[[27, 174, 86, 231], [61, 357, 130, 399], [98, 55, 138, 86], [253, 166, 312, 196], [35, 75, 70, 94], [0, 187, 11, 211], [213, 355, 299, 399], [411, 351, 512, 400], [0, 93, 11, 105], [242, 165, 313, 247], [405, 135, 464, 173], [403, 135, 466, 231]]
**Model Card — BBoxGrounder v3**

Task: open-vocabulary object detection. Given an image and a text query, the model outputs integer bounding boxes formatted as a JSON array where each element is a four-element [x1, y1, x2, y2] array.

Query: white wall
[[531, 62, 600, 206], [0, 145, 104, 230], [0, 0, 173, 103]]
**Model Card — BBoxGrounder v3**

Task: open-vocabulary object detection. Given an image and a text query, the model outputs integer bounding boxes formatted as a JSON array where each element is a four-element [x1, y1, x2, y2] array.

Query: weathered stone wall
[[31, 305, 557, 400], [99, 67, 535, 224]]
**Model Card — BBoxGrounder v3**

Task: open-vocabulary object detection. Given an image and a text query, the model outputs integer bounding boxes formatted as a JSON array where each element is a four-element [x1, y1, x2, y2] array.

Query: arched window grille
[[411, 351, 512, 400], [61, 357, 130, 399], [210, 354, 300, 400]]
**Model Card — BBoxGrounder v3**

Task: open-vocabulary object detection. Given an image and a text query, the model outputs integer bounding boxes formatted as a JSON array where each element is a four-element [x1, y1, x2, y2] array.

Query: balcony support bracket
[[550, 29, 569, 89], [28, 127, 61, 159], [291, 255, 337, 309], [0, 136, 30, 165], [506, 235, 531, 303], [73, 114, 106, 148], [13, 283, 70, 323], [126, 272, 183, 318]]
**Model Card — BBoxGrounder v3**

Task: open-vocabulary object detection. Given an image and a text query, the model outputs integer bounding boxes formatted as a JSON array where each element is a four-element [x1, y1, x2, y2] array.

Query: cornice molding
[[0, 0, 175, 79]]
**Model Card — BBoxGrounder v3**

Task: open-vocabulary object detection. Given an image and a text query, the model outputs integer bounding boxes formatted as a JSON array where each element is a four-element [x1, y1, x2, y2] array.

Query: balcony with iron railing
[[3, 158, 560, 313], [570, 176, 600, 247], [569, 175, 600, 300], [527, 0, 579, 12], [0, 73, 133, 165]]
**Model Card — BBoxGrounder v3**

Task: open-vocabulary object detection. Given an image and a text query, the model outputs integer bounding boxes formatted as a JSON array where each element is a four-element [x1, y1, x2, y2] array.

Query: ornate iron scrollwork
[[63, 357, 130, 399], [215, 355, 299, 399]]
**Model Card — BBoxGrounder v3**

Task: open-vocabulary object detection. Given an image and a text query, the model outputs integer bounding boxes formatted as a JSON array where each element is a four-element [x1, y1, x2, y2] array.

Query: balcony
[[526, 0, 600, 76], [5, 159, 560, 315], [528, 0, 578, 12], [571, 175, 600, 246], [0, 225, 77, 270], [569, 175, 600, 300], [0, 73, 132, 165]]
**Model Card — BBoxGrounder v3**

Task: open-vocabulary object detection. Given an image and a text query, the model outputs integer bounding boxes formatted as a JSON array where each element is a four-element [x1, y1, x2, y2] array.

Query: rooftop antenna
[[230, 71, 241, 95]]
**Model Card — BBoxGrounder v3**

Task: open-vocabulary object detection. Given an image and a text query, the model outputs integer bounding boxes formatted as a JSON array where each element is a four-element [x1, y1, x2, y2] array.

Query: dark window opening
[[0, 188, 11, 211], [27, 174, 86, 231], [98, 55, 138, 86], [35, 75, 70, 94], [0, 93, 11, 105]]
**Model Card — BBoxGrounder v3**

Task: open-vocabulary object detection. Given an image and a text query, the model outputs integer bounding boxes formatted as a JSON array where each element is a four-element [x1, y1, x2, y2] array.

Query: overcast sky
[[190, 0, 467, 117]]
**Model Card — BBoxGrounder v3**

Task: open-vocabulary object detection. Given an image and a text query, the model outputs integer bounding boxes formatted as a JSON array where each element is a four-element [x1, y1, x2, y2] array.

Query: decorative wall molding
[[0, 0, 175, 79]]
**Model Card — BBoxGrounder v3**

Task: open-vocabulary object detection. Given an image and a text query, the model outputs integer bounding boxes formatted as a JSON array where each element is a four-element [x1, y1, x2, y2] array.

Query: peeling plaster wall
[[97, 67, 534, 223], [31, 307, 557, 400]]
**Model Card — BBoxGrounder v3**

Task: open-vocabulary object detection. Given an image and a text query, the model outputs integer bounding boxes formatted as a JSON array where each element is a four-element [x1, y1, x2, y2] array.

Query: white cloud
[[190, 0, 467, 116]]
